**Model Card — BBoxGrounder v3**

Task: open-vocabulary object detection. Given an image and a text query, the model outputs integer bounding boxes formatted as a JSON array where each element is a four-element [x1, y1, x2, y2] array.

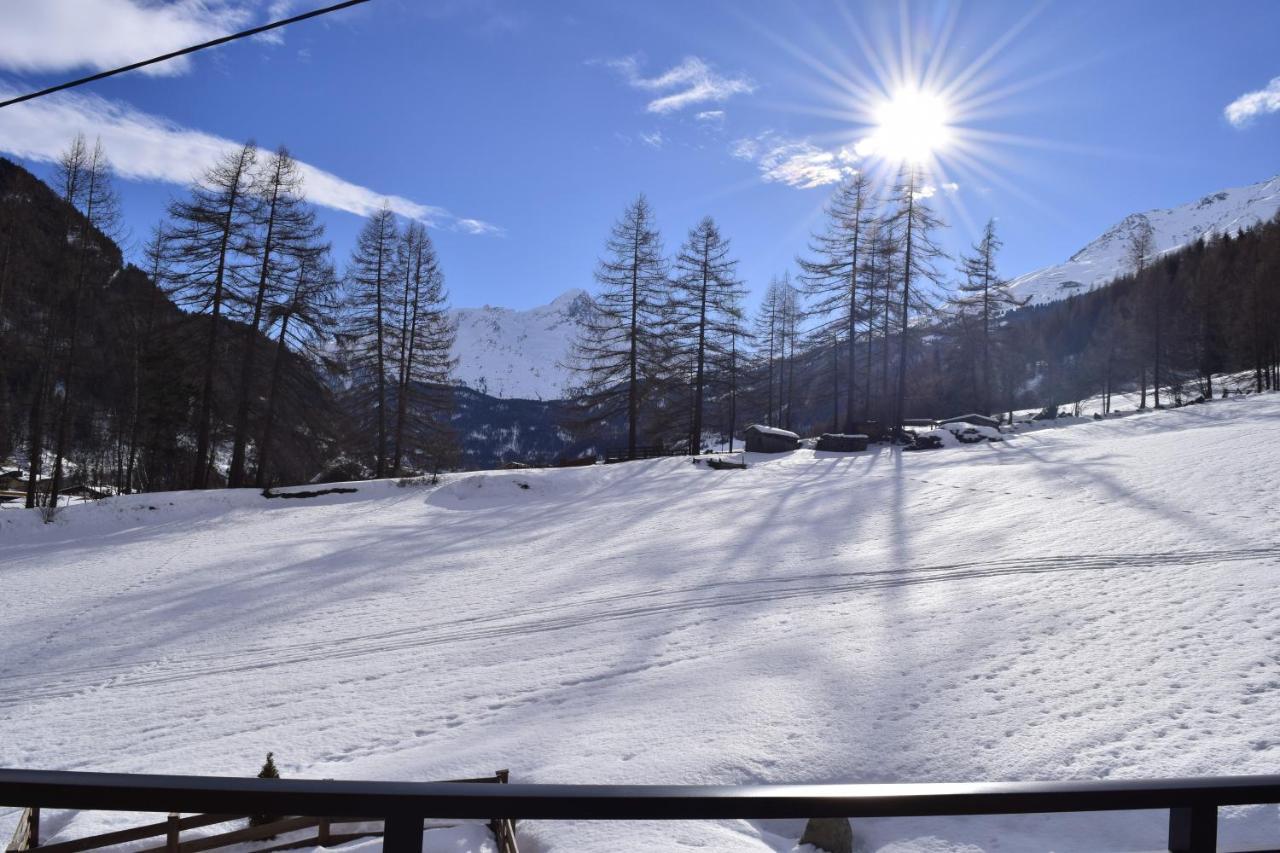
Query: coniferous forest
[[2, 140, 1278, 505], [567, 180, 1280, 454], [0, 138, 456, 509]]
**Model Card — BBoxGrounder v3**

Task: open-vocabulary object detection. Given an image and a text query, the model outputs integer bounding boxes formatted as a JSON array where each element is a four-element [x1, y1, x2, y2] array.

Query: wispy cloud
[[456, 218, 505, 236], [0, 1, 252, 77], [602, 56, 754, 114], [640, 130, 665, 149], [695, 110, 724, 122], [731, 132, 857, 189], [1225, 76, 1280, 128], [0, 88, 500, 234], [253, 1, 297, 45]]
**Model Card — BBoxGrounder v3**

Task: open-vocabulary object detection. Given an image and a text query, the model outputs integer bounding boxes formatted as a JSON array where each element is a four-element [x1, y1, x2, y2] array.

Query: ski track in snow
[[2, 393, 1280, 852]]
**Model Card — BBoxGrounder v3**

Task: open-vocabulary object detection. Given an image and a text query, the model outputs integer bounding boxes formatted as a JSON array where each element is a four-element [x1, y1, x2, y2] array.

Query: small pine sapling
[[250, 752, 282, 829]]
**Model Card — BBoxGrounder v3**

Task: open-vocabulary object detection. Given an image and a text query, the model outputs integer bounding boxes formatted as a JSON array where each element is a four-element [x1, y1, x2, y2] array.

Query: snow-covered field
[[3, 393, 1280, 852]]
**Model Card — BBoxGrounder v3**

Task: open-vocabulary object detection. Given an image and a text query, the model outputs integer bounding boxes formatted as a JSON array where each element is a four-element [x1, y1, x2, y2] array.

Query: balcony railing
[[5, 768, 1280, 853]]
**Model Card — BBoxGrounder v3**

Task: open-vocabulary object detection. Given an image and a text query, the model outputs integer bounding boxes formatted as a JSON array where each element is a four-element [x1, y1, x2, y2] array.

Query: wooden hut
[[744, 424, 800, 453], [816, 433, 869, 452], [940, 413, 1001, 429]]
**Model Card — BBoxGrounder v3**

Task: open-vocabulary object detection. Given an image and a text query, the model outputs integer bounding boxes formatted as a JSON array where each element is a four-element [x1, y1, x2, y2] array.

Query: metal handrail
[[5, 768, 1277, 852]]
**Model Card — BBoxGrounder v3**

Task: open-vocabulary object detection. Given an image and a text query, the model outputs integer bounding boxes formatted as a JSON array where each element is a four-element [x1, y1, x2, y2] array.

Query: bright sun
[[863, 88, 952, 164]]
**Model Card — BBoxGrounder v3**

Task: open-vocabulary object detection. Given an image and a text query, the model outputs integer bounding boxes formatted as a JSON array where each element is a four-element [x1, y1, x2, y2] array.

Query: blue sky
[[1, 0, 1278, 311]]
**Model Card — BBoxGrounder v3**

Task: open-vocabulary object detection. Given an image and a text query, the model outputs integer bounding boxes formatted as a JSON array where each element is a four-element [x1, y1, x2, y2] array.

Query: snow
[[746, 424, 800, 439], [1008, 175, 1280, 306], [938, 422, 1003, 441], [449, 290, 590, 400], [4, 393, 1280, 851]]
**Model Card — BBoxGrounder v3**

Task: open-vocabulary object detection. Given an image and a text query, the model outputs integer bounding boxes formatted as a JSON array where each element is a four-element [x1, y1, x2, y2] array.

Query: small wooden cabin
[[816, 433, 869, 452], [744, 424, 800, 453], [941, 413, 1001, 429]]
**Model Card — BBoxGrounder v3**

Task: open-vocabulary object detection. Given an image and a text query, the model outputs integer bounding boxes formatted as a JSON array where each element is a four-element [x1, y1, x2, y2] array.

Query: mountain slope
[[1009, 175, 1280, 306], [449, 290, 591, 401]]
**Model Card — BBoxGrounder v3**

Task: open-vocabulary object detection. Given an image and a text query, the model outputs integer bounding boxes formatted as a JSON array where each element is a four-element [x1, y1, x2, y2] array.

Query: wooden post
[[27, 807, 39, 849], [1168, 805, 1216, 853], [381, 817, 422, 853], [317, 818, 330, 846], [165, 813, 180, 853], [488, 772, 517, 853]]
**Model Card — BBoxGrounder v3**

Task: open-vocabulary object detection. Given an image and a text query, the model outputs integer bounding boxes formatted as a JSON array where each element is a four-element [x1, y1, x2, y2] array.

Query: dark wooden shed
[[941, 413, 1001, 429], [816, 433, 869, 452], [744, 424, 800, 453]]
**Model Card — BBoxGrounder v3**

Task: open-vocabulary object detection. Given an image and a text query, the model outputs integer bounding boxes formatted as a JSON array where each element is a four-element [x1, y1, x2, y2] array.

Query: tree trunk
[[691, 253, 708, 455], [627, 232, 639, 457], [255, 312, 292, 489], [229, 182, 283, 488]]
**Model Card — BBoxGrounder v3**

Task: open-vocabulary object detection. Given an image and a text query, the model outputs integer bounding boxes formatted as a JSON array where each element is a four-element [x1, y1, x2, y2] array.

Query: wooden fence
[[5, 772, 516, 853], [7, 766, 1280, 853], [603, 445, 672, 463]]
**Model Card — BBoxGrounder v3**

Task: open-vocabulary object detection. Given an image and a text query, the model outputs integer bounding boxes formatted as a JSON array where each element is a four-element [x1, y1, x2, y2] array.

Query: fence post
[[381, 816, 422, 853], [27, 807, 39, 850], [317, 818, 330, 846], [165, 813, 180, 853], [487, 771, 516, 853], [1168, 805, 1216, 853]]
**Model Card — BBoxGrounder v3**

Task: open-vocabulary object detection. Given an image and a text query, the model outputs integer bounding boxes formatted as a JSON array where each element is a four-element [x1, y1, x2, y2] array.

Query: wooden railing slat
[[33, 813, 239, 853], [5, 807, 32, 853], [151, 816, 318, 853]]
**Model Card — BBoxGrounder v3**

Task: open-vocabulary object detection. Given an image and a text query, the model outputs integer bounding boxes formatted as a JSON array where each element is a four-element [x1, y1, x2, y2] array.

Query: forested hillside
[[563, 178, 1280, 450], [4, 148, 1278, 498], [0, 155, 348, 498]]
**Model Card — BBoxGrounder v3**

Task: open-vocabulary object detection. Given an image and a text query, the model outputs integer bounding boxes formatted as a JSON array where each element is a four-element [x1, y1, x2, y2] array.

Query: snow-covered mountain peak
[[449, 289, 591, 401], [1010, 175, 1280, 306]]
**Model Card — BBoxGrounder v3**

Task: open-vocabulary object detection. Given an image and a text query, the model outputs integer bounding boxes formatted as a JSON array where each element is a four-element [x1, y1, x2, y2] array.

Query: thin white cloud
[[696, 110, 724, 122], [942, 181, 960, 193], [731, 132, 858, 189], [640, 130, 664, 149], [603, 56, 754, 114], [0, 1, 252, 77], [253, 1, 297, 45], [1225, 76, 1280, 128], [456, 218, 505, 236], [0, 88, 500, 234]]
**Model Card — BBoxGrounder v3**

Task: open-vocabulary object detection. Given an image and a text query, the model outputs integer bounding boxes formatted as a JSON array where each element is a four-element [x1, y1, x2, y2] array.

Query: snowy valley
[[3, 390, 1280, 852], [445, 173, 1280, 410]]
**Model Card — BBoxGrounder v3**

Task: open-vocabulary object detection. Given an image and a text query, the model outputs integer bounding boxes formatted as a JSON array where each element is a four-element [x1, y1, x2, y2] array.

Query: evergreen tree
[[776, 274, 802, 430], [342, 205, 400, 478], [46, 136, 120, 512], [165, 142, 259, 488], [797, 172, 875, 430], [227, 147, 324, 487], [715, 299, 751, 451], [256, 249, 339, 487], [670, 216, 744, 453], [886, 167, 945, 434], [950, 218, 1025, 413], [1125, 217, 1156, 407], [389, 221, 455, 473], [752, 277, 786, 427], [567, 195, 667, 456], [250, 752, 281, 828]]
